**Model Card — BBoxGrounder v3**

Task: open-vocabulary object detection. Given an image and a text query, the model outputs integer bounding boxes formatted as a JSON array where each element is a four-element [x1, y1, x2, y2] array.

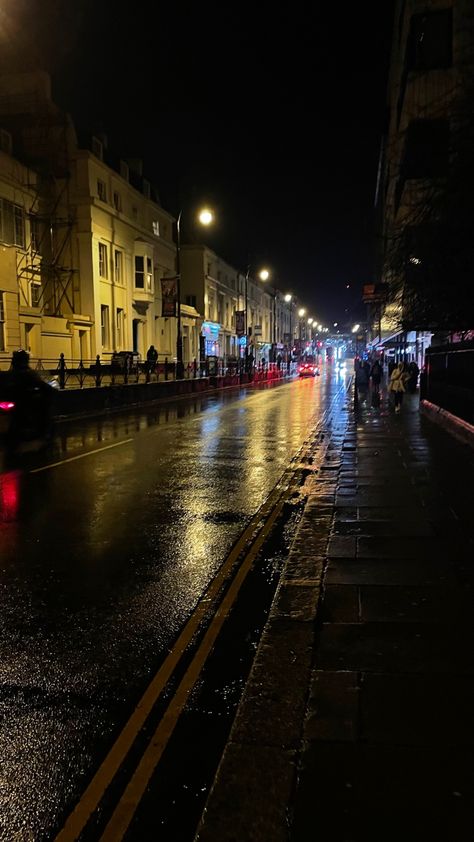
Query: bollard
[[353, 379, 359, 411], [58, 353, 66, 390]]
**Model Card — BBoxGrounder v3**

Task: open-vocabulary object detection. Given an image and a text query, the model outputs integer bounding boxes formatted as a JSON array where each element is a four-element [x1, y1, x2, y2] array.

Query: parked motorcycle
[[0, 353, 54, 452]]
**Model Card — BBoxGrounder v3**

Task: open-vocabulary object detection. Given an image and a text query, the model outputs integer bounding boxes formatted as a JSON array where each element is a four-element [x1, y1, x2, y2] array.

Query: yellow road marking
[[55, 478, 291, 842], [29, 439, 134, 473], [100, 484, 294, 841], [55, 382, 345, 841]]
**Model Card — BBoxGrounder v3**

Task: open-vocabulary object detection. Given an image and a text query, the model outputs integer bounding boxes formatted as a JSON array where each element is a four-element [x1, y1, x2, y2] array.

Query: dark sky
[[3, 0, 395, 327]]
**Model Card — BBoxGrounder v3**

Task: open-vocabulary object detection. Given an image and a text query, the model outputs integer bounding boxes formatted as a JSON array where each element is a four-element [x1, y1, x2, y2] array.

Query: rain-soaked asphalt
[[0, 367, 348, 840]]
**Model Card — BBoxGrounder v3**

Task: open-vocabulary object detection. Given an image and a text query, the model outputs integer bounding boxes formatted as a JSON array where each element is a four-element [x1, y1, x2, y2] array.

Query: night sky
[[2, 0, 395, 327]]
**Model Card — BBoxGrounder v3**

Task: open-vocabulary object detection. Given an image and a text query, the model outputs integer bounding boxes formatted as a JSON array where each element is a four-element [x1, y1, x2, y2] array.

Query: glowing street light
[[307, 317, 314, 325], [176, 206, 215, 378], [284, 293, 292, 303], [258, 268, 276, 353], [352, 323, 360, 333], [198, 208, 214, 226], [318, 323, 323, 331], [298, 308, 306, 318]]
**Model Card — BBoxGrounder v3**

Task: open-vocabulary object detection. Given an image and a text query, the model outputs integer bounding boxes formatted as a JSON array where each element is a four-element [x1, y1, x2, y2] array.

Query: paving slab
[[195, 390, 474, 842]]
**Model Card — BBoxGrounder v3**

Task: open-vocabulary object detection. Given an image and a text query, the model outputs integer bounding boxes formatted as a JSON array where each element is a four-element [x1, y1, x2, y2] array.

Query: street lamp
[[259, 268, 277, 360], [175, 206, 214, 379], [298, 307, 306, 341]]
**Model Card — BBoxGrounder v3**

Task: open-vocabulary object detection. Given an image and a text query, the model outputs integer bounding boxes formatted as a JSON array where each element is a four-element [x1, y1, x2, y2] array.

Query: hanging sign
[[161, 277, 178, 317], [235, 310, 245, 336]]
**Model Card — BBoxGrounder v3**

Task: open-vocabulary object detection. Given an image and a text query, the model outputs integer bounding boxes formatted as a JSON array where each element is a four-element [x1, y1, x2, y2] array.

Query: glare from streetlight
[[352, 323, 360, 333], [259, 269, 270, 282], [318, 323, 322, 331], [198, 208, 214, 226], [333, 322, 338, 327], [307, 317, 313, 325], [298, 308, 306, 318], [284, 293, 292, 302]]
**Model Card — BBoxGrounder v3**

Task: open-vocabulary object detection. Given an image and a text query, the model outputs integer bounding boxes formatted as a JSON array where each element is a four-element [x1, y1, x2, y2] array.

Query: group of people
[[354, 356, 420, 413]]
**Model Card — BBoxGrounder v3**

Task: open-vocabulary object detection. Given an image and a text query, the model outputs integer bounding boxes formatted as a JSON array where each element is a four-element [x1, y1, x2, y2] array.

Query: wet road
[[0, 368, 348, 840]]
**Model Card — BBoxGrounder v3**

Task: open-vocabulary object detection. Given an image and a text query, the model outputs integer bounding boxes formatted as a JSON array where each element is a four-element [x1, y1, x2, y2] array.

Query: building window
[[407, 10, 453, 71], [152, 220, 160, 237], [146, 257, 153, 290], [113, 191, 122, 212], [120, 160, 129, 181], [132, 206, 138, 221], [0, 292, 5, 351], [99, 242, 108, 278], [97, 179, 107, 202], [143, 179, 150, 199], [92, 137, 103, 160], [185, 295, 197, 308], [135, 255, 144, 288], [101, 305, 110, 348], [0, 199, 25, 248], [30, 215, 40, 253], [31, 283, 41, 307], [116, 308, 124, 348], [403, 119, 450, 179], [114, 250, 123, 284]]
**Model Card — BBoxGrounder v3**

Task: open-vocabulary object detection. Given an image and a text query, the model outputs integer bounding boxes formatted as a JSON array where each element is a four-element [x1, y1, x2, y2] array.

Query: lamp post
[[284, 293, 292, 349], [298, 307, 306, 341], [175, 207, 213, 379], [259, 268, 277, 361]]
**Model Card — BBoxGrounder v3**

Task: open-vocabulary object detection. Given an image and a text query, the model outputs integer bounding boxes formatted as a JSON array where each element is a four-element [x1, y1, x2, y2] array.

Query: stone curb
[[420, 398, 474, 447], [194, 432, 342, 841]]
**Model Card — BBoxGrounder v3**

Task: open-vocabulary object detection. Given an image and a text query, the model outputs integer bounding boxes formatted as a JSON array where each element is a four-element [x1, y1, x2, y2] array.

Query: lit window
[[99, 242, 108, 278], [152, 220, 160, 237], [146, 257, 153, 290]]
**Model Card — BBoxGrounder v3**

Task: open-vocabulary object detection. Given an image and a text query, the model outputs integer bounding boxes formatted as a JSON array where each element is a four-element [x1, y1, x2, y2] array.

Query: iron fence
[[0, 353, 288, 389]]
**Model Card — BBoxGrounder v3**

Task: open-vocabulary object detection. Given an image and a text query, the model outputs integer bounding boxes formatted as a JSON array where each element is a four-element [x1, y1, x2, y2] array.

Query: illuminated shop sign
[[202, 321, 220, 338]]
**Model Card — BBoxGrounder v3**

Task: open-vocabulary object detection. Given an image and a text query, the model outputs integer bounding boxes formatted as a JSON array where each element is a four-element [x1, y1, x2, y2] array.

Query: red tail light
[[0, 401, 15, 411]]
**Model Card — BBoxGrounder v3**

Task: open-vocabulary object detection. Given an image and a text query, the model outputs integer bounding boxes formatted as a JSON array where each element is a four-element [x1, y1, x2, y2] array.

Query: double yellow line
[[56, 384, 344, 841], [56, 460, 302, 841]]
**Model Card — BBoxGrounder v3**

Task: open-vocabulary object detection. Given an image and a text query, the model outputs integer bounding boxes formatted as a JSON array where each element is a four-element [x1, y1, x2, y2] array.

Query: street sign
[[235, 310, 245, 336]]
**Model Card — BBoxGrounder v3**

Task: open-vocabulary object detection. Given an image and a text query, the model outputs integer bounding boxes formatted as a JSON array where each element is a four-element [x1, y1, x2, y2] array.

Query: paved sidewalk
[[196, 387, 474, 842]]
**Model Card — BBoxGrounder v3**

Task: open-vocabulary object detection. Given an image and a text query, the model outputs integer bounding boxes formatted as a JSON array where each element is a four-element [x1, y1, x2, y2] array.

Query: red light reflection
[[0, 471, 21, 522]]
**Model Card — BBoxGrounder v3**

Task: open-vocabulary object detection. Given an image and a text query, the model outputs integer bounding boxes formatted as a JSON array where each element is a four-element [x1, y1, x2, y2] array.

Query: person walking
[[407, 361, 419, 393], [370, 360, 382, 391], [389, 362, 409, 413], [146, 344, 158, 374]]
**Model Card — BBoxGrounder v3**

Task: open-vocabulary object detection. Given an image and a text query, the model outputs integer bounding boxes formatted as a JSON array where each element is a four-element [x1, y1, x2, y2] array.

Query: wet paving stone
[[317, 622, 474, 674], [320, 585, 359, 622], [359, 673, 474, 746], [292, 741, 474, 842], [325, 558, 457, 586], [359, 585, 472, 623]]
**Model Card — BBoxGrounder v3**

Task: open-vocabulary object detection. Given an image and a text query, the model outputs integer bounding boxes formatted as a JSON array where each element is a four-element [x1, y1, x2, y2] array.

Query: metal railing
[[0, 353, 290, 390]]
